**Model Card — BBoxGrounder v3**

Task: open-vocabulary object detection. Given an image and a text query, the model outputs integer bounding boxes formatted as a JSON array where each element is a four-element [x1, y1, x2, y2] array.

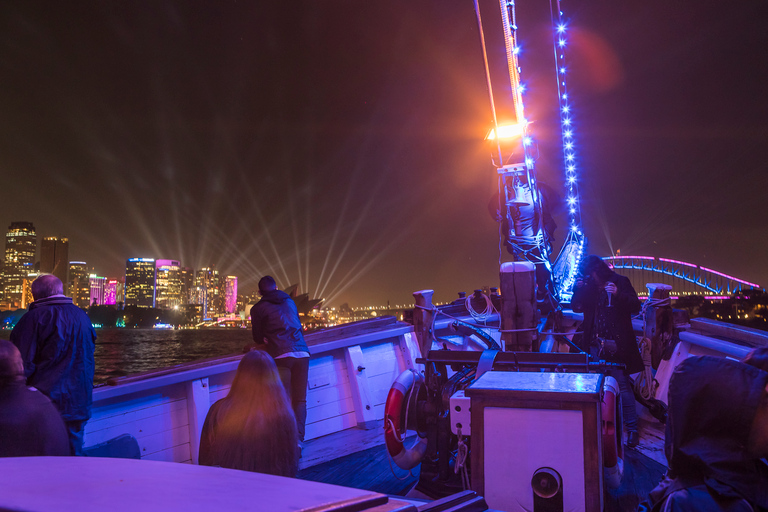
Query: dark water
[[1, 328, 253, 385]]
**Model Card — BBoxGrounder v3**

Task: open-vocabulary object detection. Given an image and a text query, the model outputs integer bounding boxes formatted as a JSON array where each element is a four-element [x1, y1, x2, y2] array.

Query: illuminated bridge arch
[[603, 256, 763, 297]]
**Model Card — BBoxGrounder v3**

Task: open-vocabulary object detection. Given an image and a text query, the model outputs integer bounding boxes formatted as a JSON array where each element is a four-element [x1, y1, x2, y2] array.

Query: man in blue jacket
[[251, 276, 310, 444], [11, 274, 96, 455]]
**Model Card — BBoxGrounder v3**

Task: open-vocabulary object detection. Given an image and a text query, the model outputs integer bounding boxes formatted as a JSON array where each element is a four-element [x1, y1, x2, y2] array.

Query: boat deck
[[297, 417, 667, 511]]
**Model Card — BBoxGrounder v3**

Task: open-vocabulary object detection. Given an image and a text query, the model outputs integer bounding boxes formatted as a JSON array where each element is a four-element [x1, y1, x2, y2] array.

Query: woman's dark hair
[[199, 350, 298, 476], [579, 254, 614, 282]]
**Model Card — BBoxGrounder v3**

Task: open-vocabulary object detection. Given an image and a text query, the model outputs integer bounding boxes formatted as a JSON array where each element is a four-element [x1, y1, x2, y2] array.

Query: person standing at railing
[[10, 274, 96, 456], [250, 276, 310, 449], [572, 254, 643, 448]]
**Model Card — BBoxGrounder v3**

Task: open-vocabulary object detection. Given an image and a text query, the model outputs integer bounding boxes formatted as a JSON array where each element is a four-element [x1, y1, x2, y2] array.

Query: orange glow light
[[485, 123, 525, 140]]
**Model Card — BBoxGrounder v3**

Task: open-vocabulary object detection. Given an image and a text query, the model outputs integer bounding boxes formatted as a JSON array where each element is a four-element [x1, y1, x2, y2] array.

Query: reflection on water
[[94, 328, 253, 383], [2, 327, 253, 385]]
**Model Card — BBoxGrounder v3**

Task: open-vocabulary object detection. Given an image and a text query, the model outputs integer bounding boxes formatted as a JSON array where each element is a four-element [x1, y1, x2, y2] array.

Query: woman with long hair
[[199, 349, 299, 476]]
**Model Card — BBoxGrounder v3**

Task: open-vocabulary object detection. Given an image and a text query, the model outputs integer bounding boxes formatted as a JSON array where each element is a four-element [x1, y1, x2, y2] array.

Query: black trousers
[[275, 356, 309, 442]]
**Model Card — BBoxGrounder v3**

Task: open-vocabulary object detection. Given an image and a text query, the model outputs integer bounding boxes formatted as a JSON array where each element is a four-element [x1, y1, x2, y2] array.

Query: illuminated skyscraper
[[89, 275, 107, 306], [104, 279, 119, 306], [125, 258, 156, 308], [68, 261, 91, 309], [21, 271, 40, 309], [155, 259, 182, 310], [2, 222, 37, 310], [195, 266, 223, 319], [40, 237, 69, 288], [180, 266, 194, 305], [225, 276, 237, 314]]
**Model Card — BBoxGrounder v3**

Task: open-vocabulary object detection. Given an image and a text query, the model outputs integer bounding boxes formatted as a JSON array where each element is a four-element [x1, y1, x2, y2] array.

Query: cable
[[465, 292, 497, 324], [455, 427, 471, 490]]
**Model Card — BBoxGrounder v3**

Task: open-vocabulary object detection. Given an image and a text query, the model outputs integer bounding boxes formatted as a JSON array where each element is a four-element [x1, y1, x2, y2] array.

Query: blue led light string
[[549, 0, 584, 300]]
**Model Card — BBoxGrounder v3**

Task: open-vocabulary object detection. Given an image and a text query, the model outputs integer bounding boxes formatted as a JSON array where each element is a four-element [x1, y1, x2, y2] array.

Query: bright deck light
[[485, 123, 526, 140]]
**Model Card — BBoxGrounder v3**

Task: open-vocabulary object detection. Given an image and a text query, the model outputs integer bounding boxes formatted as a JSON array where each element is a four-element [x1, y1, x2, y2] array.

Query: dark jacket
[[251, 290, 309, 359], [642, 356, 768, 511], [0, 380, 70, 457], [10, 295, 96, 421], [571, 272, 643, 373]]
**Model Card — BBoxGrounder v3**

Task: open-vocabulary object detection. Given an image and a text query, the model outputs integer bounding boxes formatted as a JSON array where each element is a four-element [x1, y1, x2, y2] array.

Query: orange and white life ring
[[384, 369, 428, 470], [602, 376, 624, 489]]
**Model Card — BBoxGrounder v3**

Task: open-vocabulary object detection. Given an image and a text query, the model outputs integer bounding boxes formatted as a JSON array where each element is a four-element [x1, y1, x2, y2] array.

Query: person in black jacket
[[0, 339, 70, 457], [250, 276, 310, 445], [10, 274, 96, 455], [571, 255, 643, 448], [641, 355, 768, 511]]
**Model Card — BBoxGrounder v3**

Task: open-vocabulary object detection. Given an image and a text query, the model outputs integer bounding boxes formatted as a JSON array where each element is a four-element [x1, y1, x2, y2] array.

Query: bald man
[[11, 274, 96, 455]]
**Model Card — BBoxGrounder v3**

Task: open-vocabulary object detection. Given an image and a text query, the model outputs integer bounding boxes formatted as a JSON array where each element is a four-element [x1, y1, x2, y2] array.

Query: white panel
[[141, 442, 191, 463], [483, 407, 585, 512], [304, 411, 358, 440], [85, 404, 189, 446], [140, 425, 190, 457]]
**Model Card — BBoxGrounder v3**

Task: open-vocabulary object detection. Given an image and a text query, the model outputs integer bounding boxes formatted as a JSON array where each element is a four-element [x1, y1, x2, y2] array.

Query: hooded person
[[250, 276, 310, 446], [571, 254, 643, 447], [642, 355, 768, 511]]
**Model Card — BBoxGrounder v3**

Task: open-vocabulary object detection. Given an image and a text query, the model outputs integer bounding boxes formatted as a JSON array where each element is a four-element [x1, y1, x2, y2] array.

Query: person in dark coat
[[641, 355, 768, 511], [199, 349, 299, 476], [10, 274, 96, 456], [250, 275, 310, 444], [572, 254, 643, 447], [0, 339, 70, 457]]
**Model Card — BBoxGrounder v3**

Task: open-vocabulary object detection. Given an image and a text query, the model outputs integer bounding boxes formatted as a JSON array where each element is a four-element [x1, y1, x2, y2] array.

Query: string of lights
[[550, 0, 584, 300]]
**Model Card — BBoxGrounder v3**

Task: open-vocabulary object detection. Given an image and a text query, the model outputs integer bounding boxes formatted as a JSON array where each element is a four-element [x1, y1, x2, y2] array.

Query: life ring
[[384, 370, 428, 470], [602, 376, 624, 489]]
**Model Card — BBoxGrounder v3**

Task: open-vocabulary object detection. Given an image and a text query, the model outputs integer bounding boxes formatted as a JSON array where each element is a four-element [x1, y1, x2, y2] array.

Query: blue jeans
[[65, 419, 87, 456], [275, 357, 309, 442], [607, 369, 638, 433]]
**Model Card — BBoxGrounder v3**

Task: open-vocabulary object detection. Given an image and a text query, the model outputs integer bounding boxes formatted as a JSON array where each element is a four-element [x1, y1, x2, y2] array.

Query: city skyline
[[1, 1, 766, 307]]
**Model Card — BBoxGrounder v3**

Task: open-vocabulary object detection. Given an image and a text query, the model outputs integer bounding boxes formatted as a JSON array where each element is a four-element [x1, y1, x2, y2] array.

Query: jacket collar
[[29, 294, 74, 310]]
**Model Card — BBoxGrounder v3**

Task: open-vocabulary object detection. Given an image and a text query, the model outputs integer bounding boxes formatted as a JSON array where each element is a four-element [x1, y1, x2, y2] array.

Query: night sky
[[1, 1, 766, 307]]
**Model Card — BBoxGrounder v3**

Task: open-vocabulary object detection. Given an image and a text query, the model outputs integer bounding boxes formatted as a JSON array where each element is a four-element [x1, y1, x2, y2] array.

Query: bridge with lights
[[603, 255, 763, 297]]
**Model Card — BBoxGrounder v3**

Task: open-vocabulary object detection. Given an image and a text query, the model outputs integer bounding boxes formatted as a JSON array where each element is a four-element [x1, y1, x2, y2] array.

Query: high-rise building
[[125, 258, 156, 308], [155, 259, 182, 310], [195, 266, 223, 319], [40, 237, 69, 287], [104, 279, 119, 306], [180, 266, 194, 305], [2, 221, 37, 310], [225, 276, 238, 314], [21, 271, 40, 309], [89, 275, 107, 306], [68, 261, 91, 309]]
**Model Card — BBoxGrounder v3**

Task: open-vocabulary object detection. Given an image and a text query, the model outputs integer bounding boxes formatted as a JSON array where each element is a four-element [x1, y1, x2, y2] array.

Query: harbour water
[[1, 328, 253, 385]]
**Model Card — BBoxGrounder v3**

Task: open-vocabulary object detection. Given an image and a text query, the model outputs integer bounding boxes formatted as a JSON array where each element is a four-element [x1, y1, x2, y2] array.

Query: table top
[[0, 457, 409, 512]]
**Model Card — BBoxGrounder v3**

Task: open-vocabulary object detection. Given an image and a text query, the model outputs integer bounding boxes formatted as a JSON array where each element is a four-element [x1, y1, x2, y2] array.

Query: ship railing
[[86, 313, 486, 466]]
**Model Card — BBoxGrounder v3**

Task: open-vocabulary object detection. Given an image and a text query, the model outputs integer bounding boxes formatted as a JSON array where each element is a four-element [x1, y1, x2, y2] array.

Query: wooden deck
[[298, 418, 667, 511]]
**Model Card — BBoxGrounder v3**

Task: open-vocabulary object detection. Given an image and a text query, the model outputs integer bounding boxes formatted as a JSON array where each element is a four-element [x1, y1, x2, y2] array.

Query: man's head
[[0, 339, 24, 386], [31, 274, 64, 301], [258, 276, 277, 295], [579, 255, 613, 284]]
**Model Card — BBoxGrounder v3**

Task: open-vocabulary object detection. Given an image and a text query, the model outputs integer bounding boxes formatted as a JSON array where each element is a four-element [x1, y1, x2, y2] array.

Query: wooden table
[[0, 457, 416, 512]]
